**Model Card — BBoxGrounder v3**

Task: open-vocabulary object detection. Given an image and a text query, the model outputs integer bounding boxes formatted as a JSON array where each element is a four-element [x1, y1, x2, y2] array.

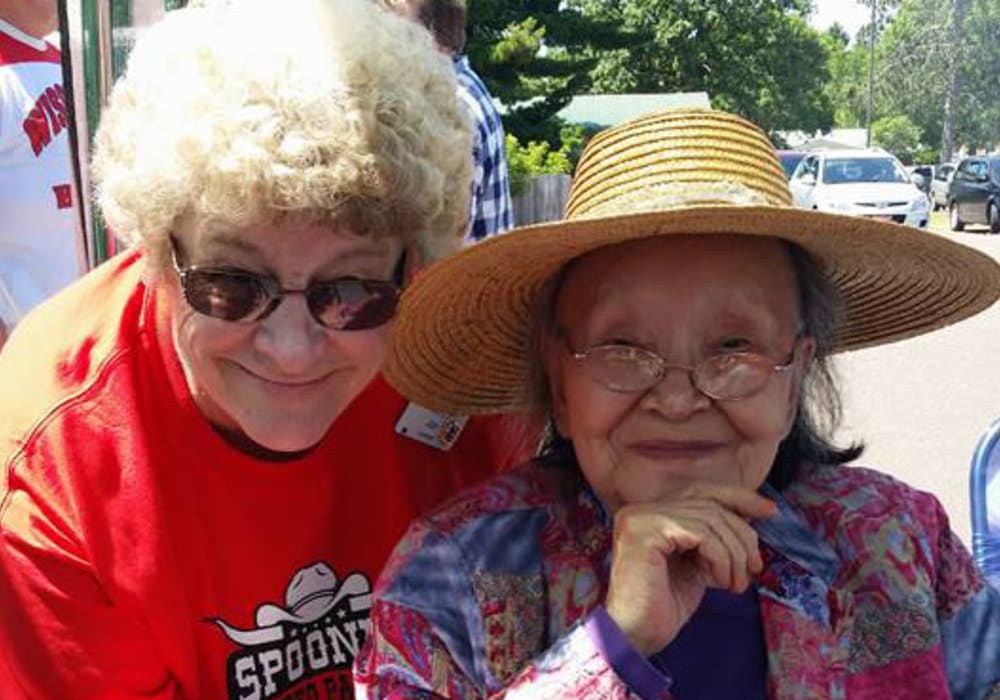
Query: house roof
[[557, 92, 711, 128]]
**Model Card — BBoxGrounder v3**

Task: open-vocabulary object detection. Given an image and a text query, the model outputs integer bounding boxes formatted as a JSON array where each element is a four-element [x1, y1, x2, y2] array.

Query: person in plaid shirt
[[379, 0, 514, 242]]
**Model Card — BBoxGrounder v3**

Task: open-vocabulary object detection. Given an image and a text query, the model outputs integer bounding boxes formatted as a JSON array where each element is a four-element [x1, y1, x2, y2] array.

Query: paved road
[[833, 217, 999, 545]]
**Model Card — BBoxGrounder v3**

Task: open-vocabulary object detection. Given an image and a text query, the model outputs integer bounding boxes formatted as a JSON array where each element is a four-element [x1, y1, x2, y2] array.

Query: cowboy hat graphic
[[210, 562, 372, 647]]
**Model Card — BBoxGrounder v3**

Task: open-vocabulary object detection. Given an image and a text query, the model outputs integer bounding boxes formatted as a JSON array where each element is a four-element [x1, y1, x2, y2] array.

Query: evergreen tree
[[467, 0, 635, 143]]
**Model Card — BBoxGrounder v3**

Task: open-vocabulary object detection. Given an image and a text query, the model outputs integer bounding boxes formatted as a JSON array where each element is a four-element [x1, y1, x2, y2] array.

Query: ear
[[403, 242, 426, 284], [796, 336, 817, 377], [784, 335, 817, 428], [542, 332, 570, 437]]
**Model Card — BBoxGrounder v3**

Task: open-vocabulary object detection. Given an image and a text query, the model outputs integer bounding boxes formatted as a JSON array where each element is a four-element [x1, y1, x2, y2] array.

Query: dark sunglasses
[[169, 237, 405, 330]]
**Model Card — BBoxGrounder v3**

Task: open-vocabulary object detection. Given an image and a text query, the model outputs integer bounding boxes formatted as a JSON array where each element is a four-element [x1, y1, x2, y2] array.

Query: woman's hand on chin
[[604, 482, 777, 656]]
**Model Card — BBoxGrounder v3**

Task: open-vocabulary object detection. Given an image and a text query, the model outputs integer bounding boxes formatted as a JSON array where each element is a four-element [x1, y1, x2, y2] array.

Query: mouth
[[236, 363, 336, 390], [627, 440, 726, 461]]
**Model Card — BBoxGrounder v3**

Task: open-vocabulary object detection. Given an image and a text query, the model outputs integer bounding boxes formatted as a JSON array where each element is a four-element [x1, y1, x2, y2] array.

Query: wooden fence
[[512, 174, 572, 226]]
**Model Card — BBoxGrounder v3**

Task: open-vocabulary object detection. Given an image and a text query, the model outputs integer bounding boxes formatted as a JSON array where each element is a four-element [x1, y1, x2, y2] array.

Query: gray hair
[[522, 239, 863, 490]]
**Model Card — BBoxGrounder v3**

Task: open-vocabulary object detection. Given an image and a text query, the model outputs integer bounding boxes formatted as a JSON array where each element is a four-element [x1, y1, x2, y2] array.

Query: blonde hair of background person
[[0, 1, 528, 698]]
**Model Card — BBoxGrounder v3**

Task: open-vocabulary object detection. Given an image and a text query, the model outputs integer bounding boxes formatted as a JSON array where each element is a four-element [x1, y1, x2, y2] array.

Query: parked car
[[788, 149, 929, 228], [777, 150, 807, 179], [948, 156, 1000, 233], [930, 163, 956, 210]]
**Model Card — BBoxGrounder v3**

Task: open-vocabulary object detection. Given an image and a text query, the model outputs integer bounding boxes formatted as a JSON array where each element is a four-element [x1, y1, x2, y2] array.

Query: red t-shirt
[[0, 250, 529, 699]]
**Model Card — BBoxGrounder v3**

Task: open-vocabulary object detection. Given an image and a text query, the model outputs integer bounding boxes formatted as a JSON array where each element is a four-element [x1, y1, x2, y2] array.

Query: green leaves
[[828, 0, 1000, 159], [583, 0, 835, 138], [504, 134, 574, 195]]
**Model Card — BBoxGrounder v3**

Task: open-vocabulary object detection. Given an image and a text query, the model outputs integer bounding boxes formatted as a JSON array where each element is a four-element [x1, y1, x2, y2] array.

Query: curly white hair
[[92, 0, 472, 265]]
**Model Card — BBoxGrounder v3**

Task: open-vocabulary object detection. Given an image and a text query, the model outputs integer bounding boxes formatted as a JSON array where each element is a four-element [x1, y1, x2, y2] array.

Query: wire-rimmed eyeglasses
[[566, 336, 802, 401]]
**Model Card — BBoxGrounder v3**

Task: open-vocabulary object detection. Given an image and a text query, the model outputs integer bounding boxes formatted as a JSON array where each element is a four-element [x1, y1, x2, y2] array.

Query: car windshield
[[779, 152, 805, 177], [822, 157, 909, 184]]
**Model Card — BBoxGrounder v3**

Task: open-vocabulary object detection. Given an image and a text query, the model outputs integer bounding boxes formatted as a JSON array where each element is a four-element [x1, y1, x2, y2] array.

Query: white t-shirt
[[0, 19, 80, 326]]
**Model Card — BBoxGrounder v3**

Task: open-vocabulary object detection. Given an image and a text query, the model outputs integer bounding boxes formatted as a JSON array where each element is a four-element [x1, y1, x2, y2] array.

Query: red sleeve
[[0, 451, 185, 699]]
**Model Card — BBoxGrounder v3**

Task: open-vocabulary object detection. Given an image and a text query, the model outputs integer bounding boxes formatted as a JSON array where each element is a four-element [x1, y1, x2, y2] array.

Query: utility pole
[[865, 0, 876, 148], [941, 0, 967, 163]]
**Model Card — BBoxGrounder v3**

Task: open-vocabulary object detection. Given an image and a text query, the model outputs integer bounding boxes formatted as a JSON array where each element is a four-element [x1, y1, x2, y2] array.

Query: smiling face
[[544, 235, 814, 512], [166, 219, 402, 454]]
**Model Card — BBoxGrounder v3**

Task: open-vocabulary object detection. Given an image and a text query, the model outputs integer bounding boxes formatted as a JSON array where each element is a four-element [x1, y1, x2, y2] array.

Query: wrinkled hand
[[604, 484, 776, 656]]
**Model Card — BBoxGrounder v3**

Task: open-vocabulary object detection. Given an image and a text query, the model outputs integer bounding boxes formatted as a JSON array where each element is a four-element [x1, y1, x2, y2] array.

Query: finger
[[687, 523, 735, 591], [616, 506, 705, 554], [683, 483, 778, 521], [710, 508, 761, 591]]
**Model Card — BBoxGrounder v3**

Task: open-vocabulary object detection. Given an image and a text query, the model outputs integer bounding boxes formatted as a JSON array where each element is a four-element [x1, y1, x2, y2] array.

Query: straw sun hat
[[386, 107, 1000, 415]]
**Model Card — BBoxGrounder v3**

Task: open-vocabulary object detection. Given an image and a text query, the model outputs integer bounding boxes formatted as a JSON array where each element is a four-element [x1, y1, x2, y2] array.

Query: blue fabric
[[939, 583, 1000, 700], [652, 587, 768, 700], [453, 55, 514, 242]]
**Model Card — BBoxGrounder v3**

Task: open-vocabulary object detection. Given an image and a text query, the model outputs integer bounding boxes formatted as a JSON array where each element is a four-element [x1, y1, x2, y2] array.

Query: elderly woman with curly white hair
[[0, 1, 524, 697]]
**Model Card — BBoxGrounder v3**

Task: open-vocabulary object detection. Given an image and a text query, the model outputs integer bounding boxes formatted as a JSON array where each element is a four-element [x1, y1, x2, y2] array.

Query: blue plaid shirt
[[453, 55, 514, 242]]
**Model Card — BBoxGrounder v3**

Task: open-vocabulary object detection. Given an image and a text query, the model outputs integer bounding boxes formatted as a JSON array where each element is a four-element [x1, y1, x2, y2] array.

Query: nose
[[252, 293, 327, 375], [639, 365, 711, 418]]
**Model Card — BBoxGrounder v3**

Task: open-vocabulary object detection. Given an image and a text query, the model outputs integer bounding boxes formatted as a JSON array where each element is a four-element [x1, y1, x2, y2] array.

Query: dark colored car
[[948, 155, 1000, 233], [777, 150, 807, 179]]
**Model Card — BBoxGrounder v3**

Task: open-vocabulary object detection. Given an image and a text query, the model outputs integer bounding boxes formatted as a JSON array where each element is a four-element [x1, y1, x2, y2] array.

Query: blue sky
[[808, 0, 873, 39]]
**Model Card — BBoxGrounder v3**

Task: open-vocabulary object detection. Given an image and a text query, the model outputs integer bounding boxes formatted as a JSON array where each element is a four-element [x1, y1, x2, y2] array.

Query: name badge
[[394, 402, 469, 451]]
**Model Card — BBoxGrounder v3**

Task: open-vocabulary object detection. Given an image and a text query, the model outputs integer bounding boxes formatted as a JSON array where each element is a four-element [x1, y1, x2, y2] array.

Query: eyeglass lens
[[583, 346, 782, 399], [180, 269, 400, 330]]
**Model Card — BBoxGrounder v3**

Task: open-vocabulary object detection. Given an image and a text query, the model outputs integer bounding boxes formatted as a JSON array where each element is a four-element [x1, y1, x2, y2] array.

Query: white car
[[788, 150, 929, 228]]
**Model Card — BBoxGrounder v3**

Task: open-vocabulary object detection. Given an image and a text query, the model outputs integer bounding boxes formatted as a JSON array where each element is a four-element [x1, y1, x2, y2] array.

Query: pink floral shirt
[[355, 462, 1000, 699]]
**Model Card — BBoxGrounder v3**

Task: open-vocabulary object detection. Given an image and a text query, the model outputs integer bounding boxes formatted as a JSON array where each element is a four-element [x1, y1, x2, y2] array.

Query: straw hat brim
[[386, 204, 1000, 415]]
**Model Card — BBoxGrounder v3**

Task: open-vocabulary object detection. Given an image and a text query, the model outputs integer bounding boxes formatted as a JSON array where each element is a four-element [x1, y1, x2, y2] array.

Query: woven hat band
[[573, 180, 774, 220]]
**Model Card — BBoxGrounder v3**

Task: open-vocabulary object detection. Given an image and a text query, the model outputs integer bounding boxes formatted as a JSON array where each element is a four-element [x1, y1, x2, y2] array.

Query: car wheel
[[989, 202, 1000, 234], [949, 201, 965, 232]]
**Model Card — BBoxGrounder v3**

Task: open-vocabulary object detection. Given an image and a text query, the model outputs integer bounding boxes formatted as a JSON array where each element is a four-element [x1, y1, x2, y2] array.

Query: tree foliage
[[827, 0, 1000, 160], [504, 134, 573, 195], [567, 0, 835, 139], [821, 25, 869, 128], [468, 0, 838, 145], [466, 0, 634, 143], [871, 114, 922, 162]]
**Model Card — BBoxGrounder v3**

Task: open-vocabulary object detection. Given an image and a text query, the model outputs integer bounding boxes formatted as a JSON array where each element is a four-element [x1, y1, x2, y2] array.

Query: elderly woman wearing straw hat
[[355, 108, 1000, 699], [0, 1, 525, 697]]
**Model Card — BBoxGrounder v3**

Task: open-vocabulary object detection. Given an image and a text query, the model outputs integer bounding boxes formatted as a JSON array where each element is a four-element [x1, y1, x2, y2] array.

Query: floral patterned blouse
[[355, 461, 1000, 699]]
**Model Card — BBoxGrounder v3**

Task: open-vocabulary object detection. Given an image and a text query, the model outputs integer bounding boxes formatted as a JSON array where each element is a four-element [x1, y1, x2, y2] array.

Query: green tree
[[576, 0, 835, 139], [871, 114, 923, 162], [869, 0, 1000, 160], [821, 24, 870, 127], [467, 0, 633, 144], [504, 134, 573, 195]]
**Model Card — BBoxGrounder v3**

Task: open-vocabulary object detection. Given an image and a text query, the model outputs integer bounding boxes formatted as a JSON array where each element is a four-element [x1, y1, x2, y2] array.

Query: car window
[[935, 165, 953, 181], [821, 157, 909, 184], [955, 160, 973, 180], [794, 156, 817, 180]]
